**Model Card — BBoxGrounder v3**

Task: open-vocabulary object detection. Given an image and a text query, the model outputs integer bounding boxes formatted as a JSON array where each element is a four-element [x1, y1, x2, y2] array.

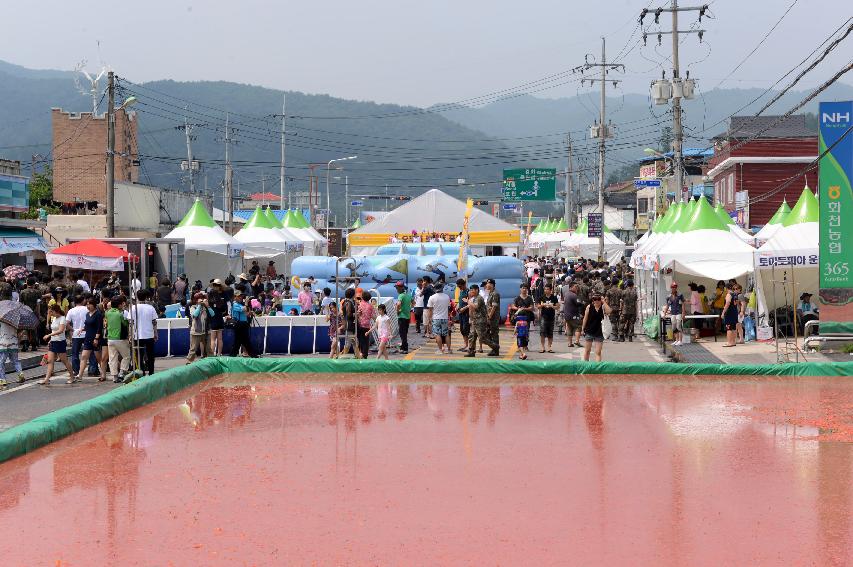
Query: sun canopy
[[47, 239, 129, 271]]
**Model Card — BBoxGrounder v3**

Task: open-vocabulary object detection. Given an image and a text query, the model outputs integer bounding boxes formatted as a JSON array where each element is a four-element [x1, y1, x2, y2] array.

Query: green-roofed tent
[[234, 205, 292, 256], [351, 217, 363, 229], [164, 199, 244, 282], [782, 186, 819, 227], [755, 186, 820, 313]]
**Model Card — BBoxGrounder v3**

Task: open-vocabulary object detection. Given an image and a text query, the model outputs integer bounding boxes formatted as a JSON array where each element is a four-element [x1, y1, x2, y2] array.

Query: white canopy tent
[[753, 187, 819, 316], [235, 206, 293, 258], [656, 198, 755, 281], [281, 209, 325, 256], [165, 200, 244, 283], [561, 218, 626, 264], [754, 199, 793, 244]]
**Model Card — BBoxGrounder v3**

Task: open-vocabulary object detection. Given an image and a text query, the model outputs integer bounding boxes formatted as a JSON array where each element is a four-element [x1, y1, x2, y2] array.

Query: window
[[638, 198, 648, 214], [727, 173, 735, 204]]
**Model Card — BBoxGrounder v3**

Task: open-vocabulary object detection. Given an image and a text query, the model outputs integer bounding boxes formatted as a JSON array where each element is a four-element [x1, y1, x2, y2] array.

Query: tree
[[23, 166, 57, 220]]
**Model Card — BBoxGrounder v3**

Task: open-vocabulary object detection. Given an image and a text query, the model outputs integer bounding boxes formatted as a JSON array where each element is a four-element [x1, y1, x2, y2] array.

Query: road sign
[[502, 203, 520, 211], [634, 179, 661, 187], [502, 168, 556, 201], [350, 200, 364, 207], [587, 213, 603, 238]]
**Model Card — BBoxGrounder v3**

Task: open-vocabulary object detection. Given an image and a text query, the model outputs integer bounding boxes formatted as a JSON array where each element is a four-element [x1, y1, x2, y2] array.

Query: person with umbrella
[[0, 320, 23, 387], [0, 299, 38, 387]]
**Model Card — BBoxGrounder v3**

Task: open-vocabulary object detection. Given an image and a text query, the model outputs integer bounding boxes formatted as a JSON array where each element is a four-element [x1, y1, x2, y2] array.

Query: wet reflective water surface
[[1, 373, 852, 566]]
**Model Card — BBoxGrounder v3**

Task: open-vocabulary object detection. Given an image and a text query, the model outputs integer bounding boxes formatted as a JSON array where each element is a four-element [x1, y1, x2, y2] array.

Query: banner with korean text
[[818, 101, 853, 333]]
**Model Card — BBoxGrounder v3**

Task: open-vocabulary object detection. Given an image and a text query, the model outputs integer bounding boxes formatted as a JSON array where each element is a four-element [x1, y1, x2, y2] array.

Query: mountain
[[0, 61, 518, 221], [1, 58, 852, 222]]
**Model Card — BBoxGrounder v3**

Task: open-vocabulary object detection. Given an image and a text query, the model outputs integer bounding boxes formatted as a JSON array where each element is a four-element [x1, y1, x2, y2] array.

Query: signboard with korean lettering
[[587, 213, 603, 238], [639, 161, 662, 179], [818, 101, 853, 332], [502, 168, 556, 201]]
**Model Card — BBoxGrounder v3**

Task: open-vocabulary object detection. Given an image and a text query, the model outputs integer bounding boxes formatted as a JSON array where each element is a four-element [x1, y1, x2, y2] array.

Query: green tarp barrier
[[2, 357, 852, 463]]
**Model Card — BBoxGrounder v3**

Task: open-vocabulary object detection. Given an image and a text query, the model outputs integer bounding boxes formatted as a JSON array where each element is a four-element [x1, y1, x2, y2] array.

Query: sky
[[2, 0, 851, 107]]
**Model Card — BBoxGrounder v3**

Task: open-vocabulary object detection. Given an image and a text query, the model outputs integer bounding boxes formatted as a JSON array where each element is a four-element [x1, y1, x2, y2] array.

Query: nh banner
[[818, 101, 853, 333]]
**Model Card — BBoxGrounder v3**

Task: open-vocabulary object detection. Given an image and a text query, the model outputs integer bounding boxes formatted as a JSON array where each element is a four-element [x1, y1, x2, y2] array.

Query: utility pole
[[279, 94, 286, 210], [573, 37, 625, 260], [177, 111, 205, 194], [642, 2, 706, 201], [224, 113, 234, 234], [106, 71, 116, 238], [344, 175, 350, 227], [565, 133, 574, 228]]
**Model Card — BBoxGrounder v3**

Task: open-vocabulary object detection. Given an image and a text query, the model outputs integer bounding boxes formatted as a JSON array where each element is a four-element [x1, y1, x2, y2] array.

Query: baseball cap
[[671, 282, 678, 288], [212, 278, 223, 286], [394, 281, 405, 288]]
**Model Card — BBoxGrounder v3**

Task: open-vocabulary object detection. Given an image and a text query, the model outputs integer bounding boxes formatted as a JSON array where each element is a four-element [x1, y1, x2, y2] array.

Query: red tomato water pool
[[1, 373, 852, 566]]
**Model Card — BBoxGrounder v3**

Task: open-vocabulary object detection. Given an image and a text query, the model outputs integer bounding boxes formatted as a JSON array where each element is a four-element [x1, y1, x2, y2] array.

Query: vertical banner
[[818, 101, 853, 333], [455, 198, 474, 303]]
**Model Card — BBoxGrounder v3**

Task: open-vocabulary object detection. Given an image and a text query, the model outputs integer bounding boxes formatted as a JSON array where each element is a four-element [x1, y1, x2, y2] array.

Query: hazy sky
[[3, 0, 850, 107]]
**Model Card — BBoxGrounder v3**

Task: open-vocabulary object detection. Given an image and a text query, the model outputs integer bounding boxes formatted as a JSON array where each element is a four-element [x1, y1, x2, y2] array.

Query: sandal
[[548, 349, 555, 353], [98, 376, 107, 382], [38, 378, 50, 385], [539, 349, 546, 353]]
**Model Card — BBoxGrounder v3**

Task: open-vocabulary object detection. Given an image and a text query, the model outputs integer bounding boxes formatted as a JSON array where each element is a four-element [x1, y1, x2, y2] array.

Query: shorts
[[540, 319, 555, 338], [209, 315, 225, 331], [516, 335, 529, 348], [82, 338, 99, 350], [432, 319, 449, 337], [670, 314, 683, 332], [49, 340, 67, 354], [459, 319, 470, 337], [379, 334, 391, 344], [565, 316, 581, 333], [584, 334, 604, 343]]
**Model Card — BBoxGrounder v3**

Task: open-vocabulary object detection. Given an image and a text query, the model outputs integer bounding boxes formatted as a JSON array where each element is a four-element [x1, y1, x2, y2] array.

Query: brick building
[[51, 107, 138, 204], [706, 115, 817, 228]]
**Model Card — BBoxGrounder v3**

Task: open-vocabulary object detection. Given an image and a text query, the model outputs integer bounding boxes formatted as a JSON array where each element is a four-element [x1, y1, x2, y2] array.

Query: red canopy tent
[[46, 239, 130, 271]]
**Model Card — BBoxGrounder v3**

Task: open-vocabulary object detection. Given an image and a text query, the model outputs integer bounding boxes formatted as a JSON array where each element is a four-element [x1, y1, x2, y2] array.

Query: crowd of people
[[2, 249, 812, 389]]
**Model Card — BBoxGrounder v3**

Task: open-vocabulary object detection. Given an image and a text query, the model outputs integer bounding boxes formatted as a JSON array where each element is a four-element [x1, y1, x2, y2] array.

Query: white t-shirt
[[130, 279, 142, 295], [427, 292, 451, 320], [376, 314, 392, 338], [66, 305, 89, 339], [77, 279, 91, 293], [50, 316, 66, 342], [320, 296, 335, 314], [130, 303, 159, 340], [414, 287, 424, 308]]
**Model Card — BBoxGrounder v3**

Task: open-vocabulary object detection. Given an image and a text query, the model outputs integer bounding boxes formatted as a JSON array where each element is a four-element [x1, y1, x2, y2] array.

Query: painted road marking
[[0, 381, 39, 397]]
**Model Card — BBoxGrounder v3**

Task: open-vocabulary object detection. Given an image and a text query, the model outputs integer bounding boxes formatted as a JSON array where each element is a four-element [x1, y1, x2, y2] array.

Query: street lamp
[[326, 156, 357, 240]]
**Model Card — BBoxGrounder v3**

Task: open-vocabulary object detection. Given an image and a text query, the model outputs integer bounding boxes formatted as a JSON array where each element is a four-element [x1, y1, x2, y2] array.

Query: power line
[[709, 0, 800, 91]]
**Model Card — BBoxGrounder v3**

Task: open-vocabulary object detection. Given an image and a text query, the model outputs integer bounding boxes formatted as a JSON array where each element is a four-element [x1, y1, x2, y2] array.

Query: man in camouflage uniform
[[604, 278, 622, 340], [485, 279, 501, 356], [461, 285, 498, 357], [619, 279, 638, 342], [576, 276, 590, 315]]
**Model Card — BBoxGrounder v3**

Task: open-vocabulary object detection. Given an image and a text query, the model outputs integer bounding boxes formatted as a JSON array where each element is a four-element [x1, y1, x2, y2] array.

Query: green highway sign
[[502, 168, 556, 201]]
